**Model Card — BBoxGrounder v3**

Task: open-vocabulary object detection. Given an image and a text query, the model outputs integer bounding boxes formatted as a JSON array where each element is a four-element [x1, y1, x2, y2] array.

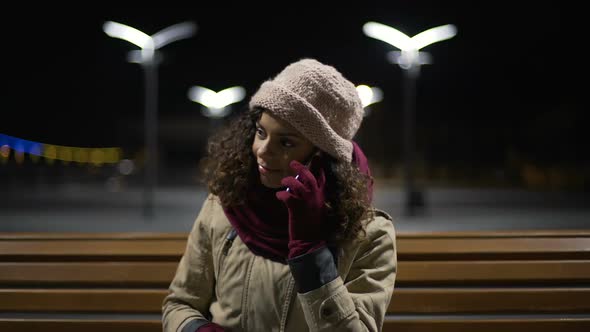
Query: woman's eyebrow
[[256, 122, 301, 138]]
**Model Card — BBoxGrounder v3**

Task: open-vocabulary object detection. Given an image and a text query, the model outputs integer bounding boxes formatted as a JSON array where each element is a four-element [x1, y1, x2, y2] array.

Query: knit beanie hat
[[248, 58, 364, 162]]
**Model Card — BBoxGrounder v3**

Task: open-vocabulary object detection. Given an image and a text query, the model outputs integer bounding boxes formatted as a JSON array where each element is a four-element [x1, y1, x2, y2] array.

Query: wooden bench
[[1, 230, 589, 332]]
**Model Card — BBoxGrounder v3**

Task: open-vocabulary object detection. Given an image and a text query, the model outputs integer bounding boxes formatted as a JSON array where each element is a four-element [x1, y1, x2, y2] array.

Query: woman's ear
[[308, 150, 330, 178]]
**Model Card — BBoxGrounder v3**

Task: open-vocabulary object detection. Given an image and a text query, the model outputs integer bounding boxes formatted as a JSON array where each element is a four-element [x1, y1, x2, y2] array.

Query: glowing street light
[[363, 21, 457, 216], [356, 84, 383, 116], [187, 85, 246, 119], [363, 22, 456, 70], [104, 21, 197, 218]]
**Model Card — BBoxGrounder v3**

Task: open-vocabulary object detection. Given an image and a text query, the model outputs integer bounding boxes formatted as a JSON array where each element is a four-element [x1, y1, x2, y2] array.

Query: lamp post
[[187, 85, 246, 131], [363, 21, 457, 216], [103, 21, 196, 218]]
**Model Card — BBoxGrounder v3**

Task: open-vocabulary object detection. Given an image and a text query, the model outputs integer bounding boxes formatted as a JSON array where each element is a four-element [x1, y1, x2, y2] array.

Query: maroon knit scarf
[[223, 141, 373, 263]]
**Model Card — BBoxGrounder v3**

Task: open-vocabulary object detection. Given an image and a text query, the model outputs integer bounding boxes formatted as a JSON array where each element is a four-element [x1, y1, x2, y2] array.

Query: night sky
[[1, 3, 586, 168]]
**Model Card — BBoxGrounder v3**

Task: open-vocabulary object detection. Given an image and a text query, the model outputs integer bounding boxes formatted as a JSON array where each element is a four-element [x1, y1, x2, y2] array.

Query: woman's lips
[[258, 164, 278, 174]]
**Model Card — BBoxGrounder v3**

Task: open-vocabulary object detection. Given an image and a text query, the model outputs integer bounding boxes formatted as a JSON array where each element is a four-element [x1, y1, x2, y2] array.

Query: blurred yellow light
[[90, 149, 105, 166], [0, 145, 10, 158], [44, 145, 57, 160], [59, 146, 73, 162], [103, 147, 122, 163], [74, 148, 89, 164], [0, 134, 123, 166], [73, 148, 81, 163], [0, 145, 8, 165]]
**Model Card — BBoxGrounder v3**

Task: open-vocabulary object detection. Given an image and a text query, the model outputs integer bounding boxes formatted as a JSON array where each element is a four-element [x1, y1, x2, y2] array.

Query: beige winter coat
[[162, 194, 397, 332]]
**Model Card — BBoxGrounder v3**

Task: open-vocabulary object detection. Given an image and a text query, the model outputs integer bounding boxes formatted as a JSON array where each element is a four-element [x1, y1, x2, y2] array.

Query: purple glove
[[276, 154, 329, 259], [196, 322, 225, 332]]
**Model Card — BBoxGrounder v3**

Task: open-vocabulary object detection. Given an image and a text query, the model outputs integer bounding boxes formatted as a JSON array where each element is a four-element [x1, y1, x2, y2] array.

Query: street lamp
[[187, 85, 246, 118], [103, 21, 196, 218], [356, 84, 383, 117], [187, 85, 245, 131], [363, 21, 457, 217]]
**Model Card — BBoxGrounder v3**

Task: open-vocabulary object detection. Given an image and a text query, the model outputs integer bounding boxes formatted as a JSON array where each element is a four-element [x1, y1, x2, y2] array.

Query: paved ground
[[2, 181, 588, 233]]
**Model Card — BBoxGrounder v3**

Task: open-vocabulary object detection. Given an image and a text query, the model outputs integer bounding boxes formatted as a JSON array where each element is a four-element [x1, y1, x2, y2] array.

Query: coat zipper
[[222, 228, 238, 255], [217, 228, 238, 278]]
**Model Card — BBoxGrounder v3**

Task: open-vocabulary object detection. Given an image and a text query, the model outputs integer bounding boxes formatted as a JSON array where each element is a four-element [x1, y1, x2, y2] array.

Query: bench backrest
[[1, 230, 589, 331]]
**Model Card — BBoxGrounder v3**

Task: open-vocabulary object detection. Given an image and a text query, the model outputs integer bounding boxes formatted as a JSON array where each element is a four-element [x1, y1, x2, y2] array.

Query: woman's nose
[[257, 140, 274, 157]]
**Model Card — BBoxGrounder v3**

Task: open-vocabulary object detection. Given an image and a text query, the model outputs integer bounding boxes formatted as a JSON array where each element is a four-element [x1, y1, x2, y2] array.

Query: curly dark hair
[[199, 107, 374, 244]]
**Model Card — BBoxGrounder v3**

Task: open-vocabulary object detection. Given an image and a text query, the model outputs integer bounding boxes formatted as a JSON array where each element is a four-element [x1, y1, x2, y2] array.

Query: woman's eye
[[281, 139, 294, 148], [256, 128, 265, 137]]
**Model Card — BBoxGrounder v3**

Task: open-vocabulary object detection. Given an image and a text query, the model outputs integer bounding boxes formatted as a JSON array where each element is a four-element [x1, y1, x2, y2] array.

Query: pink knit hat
[[248, 58, 364, 162]]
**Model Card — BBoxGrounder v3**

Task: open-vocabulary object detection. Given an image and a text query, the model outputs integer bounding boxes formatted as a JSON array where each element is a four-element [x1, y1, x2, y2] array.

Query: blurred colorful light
[[0, 133, 122, 166]]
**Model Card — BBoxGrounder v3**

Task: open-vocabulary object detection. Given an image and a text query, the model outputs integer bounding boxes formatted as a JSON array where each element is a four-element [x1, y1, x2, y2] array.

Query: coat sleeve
[[293, 213, 397, 331], [162, 195, 218, 332]]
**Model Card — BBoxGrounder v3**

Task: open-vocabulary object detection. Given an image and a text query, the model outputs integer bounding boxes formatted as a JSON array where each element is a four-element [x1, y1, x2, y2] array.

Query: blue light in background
[[0, 134, 43, 156]]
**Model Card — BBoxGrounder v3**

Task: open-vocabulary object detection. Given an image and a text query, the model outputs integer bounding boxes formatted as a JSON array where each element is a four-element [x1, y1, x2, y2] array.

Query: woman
[[162, 58, 397, 332]]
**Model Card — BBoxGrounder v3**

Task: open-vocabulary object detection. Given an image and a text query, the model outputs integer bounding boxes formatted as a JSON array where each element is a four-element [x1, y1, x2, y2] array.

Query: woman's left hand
[[276, 154, 329, 258]]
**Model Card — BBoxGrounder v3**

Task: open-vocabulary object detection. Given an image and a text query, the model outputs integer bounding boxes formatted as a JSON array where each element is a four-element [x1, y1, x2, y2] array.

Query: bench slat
[[2, 287, 590, 314], [3, 232, 590, 261], [0, 240, 185, 261], [2, 229, 589, 239], [2, 260, 589, 286], [0, 319, 161, 332], [1, 317, 589, 332], [0, 233, 188, 240], [0, 289, 166, 312], [382, 317, 590, 332], [398, 237, 590, 259], [390, 287, 590, 313], [0, 262, 177, 286], [398, 260, 590, 284]]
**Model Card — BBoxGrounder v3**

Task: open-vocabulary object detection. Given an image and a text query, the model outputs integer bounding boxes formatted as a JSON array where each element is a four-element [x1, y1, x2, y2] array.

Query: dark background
[[1, 2, 587, 189]]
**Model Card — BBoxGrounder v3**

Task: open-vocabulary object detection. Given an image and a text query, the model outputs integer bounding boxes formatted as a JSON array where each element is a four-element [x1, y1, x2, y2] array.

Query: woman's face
[[252, 112, 317, 188]]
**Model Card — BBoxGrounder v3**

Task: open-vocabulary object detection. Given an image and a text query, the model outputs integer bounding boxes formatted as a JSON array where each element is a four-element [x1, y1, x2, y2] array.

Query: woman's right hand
[[276, 154, 329, 258]]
